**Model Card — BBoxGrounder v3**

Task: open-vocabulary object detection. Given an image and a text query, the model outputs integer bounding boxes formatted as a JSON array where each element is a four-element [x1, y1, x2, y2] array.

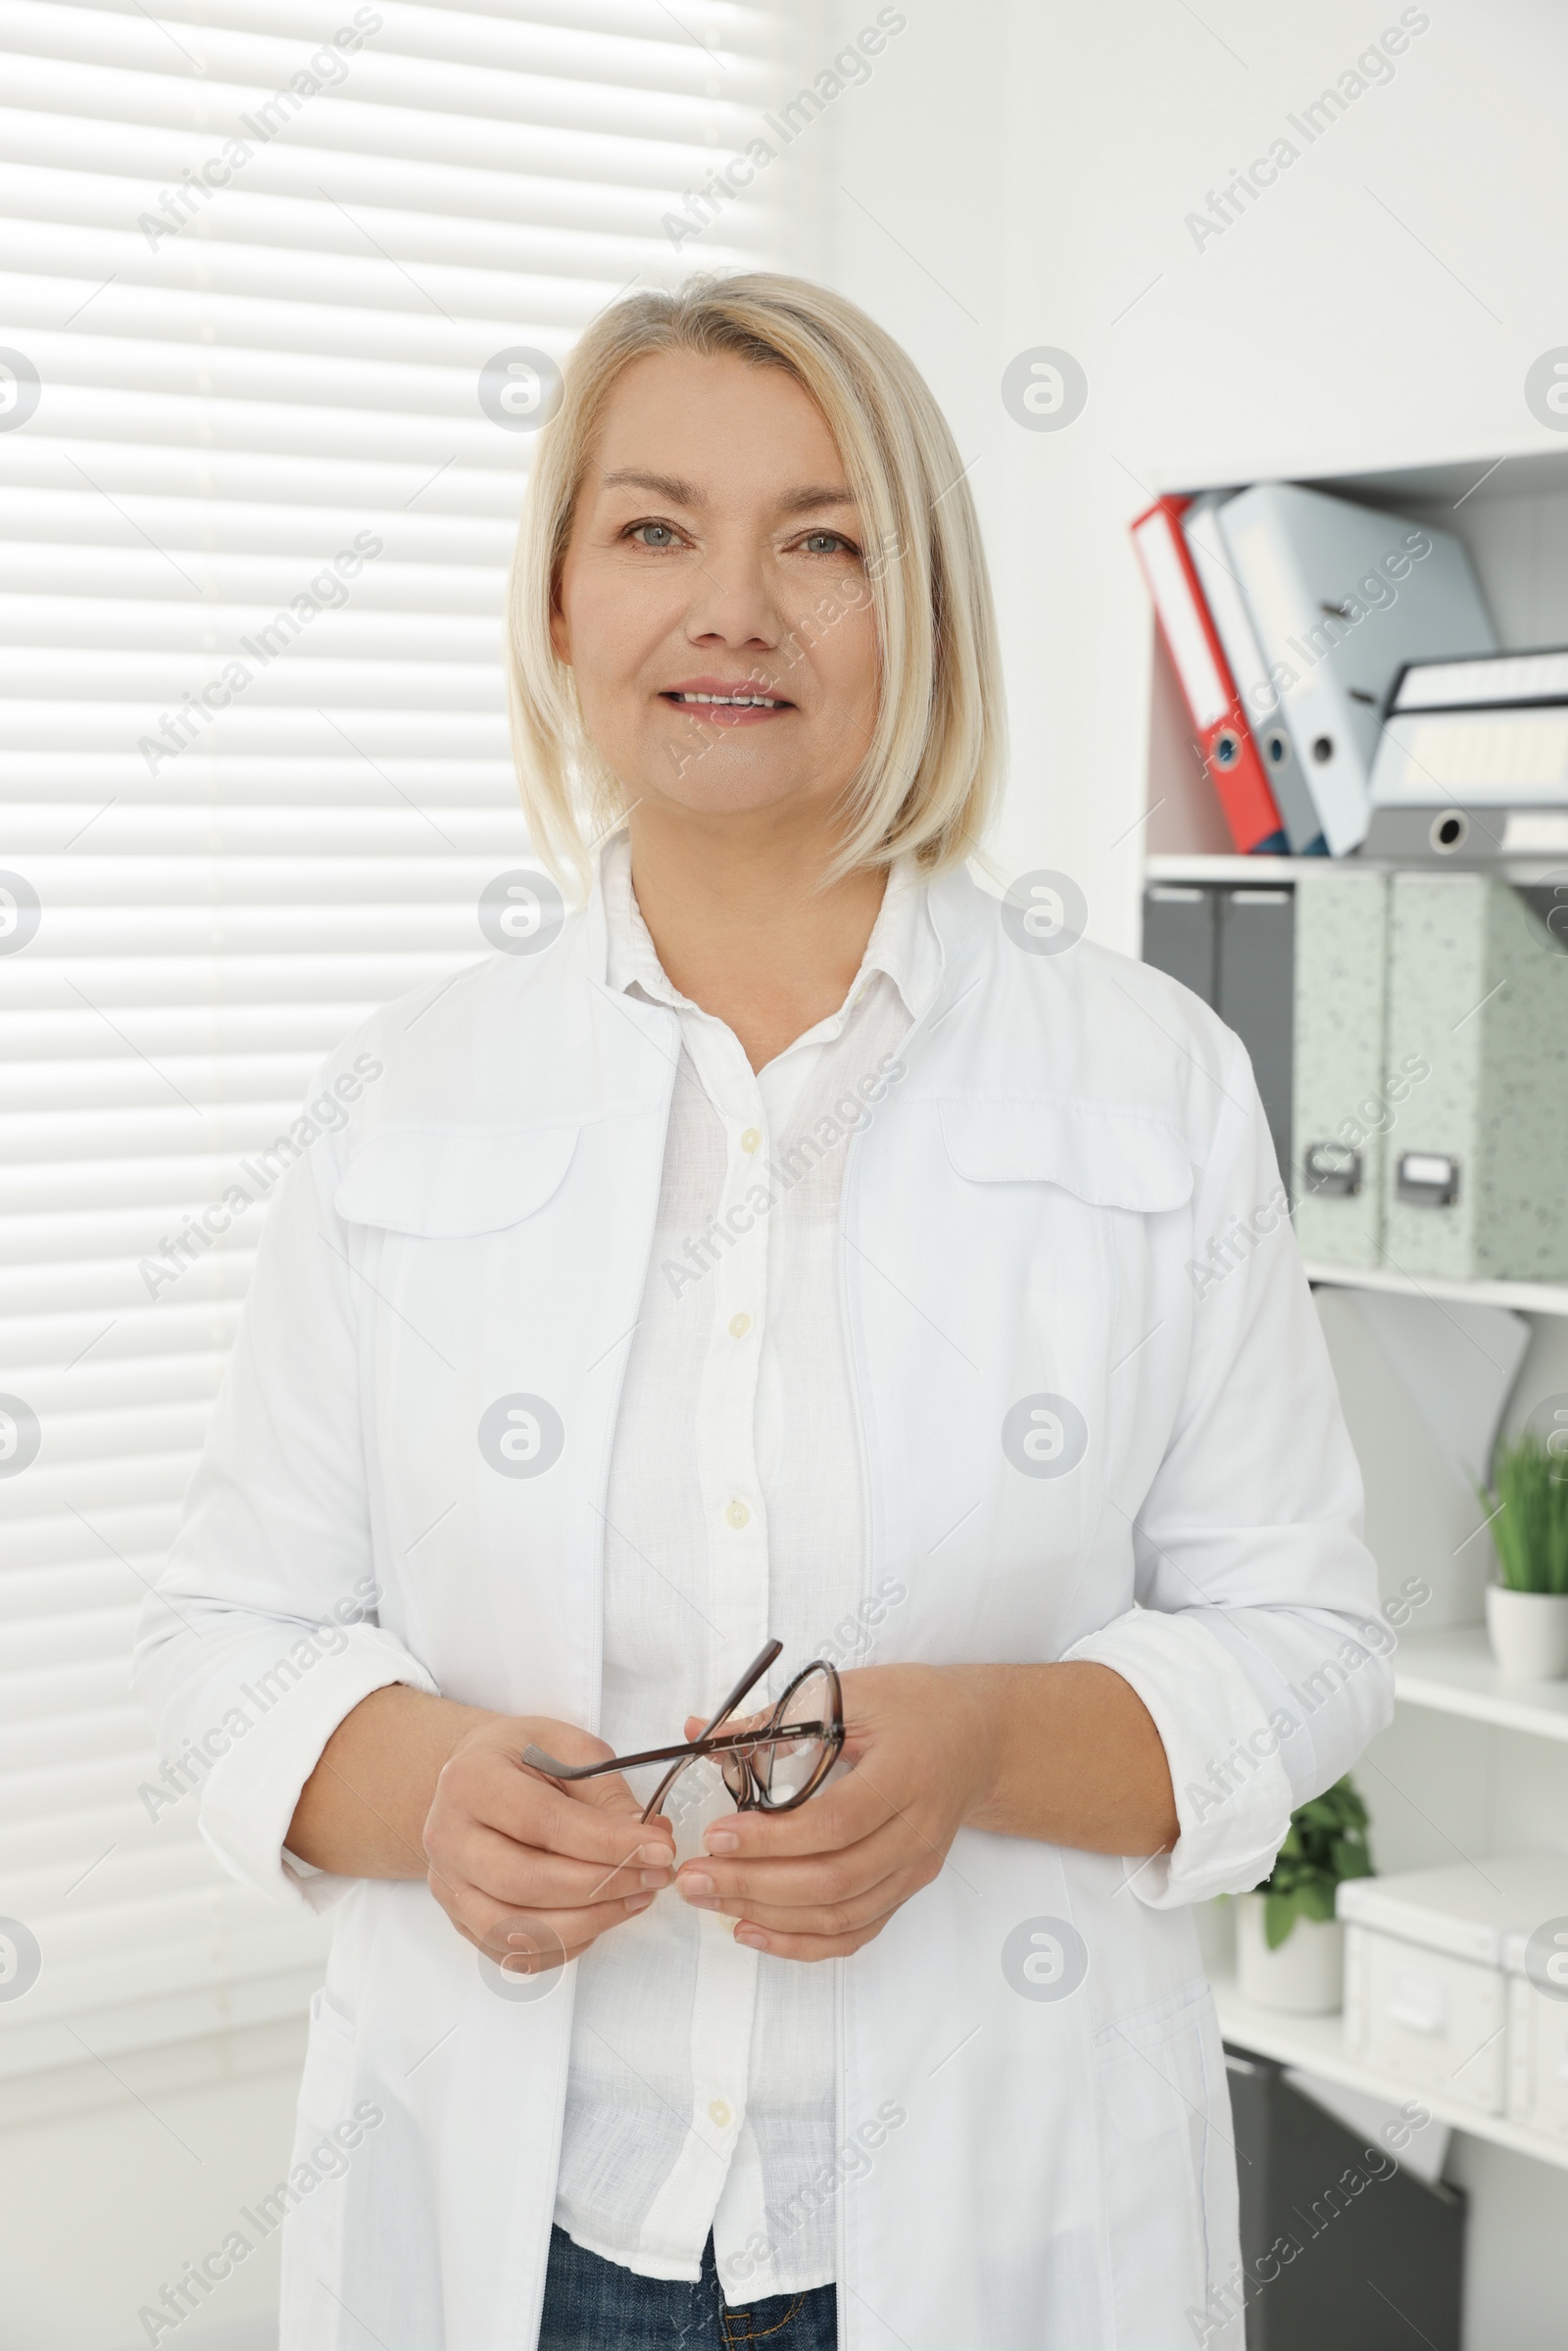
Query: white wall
[[790, 0, 1568, 948], [0, 2026, 304, 2351]]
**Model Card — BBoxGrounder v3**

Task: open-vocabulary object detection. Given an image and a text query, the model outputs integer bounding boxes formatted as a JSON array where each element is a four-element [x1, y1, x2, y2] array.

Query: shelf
[[1302, 1259, 1568, 1317], [1153, 448, 1568, 511], [1211, 1966, 1568, 2173], [1145, 855, 1325, 884], [1145, 853, 1568, 888], [1394, 1623, 1568, 1742]]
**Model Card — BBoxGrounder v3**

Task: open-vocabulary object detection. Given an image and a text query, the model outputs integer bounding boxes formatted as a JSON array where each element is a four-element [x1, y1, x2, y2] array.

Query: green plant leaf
[[1264, 1890, 1297, 1949], [1256, 1774, 1375, 1905], [1482, 1432, 1568, 1594]]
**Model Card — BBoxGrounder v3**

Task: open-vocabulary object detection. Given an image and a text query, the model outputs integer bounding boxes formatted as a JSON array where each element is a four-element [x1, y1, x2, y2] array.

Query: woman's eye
[[629, 521, 680, 549], [799, 530, 855, 556]]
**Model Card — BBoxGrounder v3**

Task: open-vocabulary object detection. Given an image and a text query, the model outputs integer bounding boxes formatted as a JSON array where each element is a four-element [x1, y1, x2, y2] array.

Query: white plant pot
[[1234, 1892, 1344, 2015], [1485, 1584, 1568, 1681]]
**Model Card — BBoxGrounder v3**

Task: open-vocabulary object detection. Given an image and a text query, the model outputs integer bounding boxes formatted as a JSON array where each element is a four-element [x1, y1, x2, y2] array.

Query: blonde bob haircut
[[506, 271, 1004, 896]]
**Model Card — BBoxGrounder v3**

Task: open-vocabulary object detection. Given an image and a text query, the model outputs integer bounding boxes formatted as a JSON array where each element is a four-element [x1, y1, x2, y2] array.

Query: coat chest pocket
[[335, 1119, 581, 1240], [936, 1093, 1194, 1412], [332, 1120, 590, 1691], [333, 1119, 585, 1395], [927, 1097, 1196, 1605], [937, 1096, 1195, 1215], [334, 1117, 585, 1417]]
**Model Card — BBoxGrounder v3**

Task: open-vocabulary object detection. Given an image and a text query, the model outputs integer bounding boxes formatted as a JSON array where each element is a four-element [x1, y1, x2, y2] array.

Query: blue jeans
[[538, 2223, 838, 2349]]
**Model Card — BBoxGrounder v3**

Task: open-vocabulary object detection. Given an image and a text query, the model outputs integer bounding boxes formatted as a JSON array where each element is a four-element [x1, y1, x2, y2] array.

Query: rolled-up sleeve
[[131, 1063, 438, 1914], [1064, 1029, 1395, 1906]]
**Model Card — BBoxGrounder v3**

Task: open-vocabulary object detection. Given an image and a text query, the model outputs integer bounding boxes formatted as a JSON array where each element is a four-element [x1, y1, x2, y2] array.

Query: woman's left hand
[[674, 1665, 1000, 1961]]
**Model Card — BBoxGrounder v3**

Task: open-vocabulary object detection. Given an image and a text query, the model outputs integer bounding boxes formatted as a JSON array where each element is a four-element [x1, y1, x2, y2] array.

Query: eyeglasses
[[521, 1640, 844, 1826]]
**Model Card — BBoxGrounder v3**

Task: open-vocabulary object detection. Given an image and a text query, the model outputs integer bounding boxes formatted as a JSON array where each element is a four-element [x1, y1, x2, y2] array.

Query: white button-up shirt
[[551, 836, 941, 2298]]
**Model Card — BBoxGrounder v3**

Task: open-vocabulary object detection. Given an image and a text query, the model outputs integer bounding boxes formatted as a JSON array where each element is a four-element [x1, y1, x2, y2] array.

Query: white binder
[[1182, 493, 1324, 854], [1217, 482, 1496, 855], [1371, 647, 1568, 807]]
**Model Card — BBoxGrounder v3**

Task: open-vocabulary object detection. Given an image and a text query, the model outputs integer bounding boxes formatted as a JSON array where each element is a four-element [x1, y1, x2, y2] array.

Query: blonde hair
[[505, 271, 1004, 895]]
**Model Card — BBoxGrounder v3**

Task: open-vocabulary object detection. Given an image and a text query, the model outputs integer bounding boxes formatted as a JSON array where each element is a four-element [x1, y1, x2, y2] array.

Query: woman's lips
[[661, 680, 795, 728]]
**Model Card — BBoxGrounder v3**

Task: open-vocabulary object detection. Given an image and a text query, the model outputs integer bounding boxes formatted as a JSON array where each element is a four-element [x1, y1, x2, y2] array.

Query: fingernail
[[681, 1871, 715, 1897], [637, 1842, 673, 1864], [640, 1867, 670, 1889], [735, 1927, 768, 1950], [705, 1829, 740, 1854], [627, 1891, 655, 1911]]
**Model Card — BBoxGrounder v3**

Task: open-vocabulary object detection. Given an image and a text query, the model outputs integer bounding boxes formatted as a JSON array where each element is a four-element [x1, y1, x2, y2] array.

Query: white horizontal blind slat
[[0, 0, 778, 2075]]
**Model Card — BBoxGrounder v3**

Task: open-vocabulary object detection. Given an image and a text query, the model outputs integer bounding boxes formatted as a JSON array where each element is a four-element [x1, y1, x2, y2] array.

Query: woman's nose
[[681, 553, 779, 649]]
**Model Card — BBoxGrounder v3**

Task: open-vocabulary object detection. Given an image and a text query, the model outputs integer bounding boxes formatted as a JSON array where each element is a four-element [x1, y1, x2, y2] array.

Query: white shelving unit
[[1209, 1968, 1568, 2177], [1211, 1624, 1568, 2151], [1302, 1263, 1568, 1319], [1141, 452, 1568, 2290], [1394, 1624, 1568, 1745], [1218, 1579, 1568, 2164]]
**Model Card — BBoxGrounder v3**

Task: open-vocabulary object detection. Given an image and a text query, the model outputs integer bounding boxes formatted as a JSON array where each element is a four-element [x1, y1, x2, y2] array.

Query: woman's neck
[[621, 806, 888, 1073]]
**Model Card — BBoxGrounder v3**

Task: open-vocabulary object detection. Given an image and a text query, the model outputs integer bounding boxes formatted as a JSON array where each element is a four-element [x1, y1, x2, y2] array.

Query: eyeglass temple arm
[[520, 1639, 784, 1788], [696, 1636, 783, 1741], [636, 1636, 782, 1823]]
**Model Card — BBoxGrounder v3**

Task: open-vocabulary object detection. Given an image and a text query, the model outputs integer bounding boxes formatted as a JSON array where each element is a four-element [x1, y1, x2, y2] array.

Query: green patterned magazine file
[[1384, 873, 1568, 1281], [1292, 870, 1391, 1268]]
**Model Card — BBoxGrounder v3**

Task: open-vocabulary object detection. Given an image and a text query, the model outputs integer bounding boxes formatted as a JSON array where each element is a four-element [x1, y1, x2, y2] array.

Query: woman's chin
[[634, 765, 840, 829]]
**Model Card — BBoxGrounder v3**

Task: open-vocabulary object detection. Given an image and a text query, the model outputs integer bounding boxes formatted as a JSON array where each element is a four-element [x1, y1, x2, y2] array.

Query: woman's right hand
[[422, 1712, 675, 1977]]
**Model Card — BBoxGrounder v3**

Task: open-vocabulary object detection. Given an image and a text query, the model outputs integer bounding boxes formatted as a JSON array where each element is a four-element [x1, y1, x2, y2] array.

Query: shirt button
[[709, 2098, 732, 2129], [740, 1127, 760, 1154], [725, 1499, 750, 1530], [729, 1311, 751, 1339]]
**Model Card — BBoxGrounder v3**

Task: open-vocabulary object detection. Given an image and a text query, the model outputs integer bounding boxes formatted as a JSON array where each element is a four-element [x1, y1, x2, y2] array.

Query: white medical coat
[[133, 857, 1393, 2350]]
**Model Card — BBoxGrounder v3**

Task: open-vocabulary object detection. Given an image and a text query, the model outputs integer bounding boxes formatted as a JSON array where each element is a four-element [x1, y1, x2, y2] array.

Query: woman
[[135, 274, 1392, 2351]]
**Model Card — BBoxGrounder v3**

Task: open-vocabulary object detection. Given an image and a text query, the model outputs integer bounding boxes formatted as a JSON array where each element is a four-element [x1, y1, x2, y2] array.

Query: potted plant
[[1234, 1776, 1372, 2014], [1479, 1432, 1568, 1680]]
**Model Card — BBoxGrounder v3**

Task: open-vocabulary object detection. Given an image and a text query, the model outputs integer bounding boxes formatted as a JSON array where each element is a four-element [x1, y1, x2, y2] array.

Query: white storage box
[[1504, 1918, 1568, 2142], [1340, 1855, 1568, 2118]]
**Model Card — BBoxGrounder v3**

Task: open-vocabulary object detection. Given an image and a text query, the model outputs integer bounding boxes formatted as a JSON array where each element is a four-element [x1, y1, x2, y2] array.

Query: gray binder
[[1383, 873, 1568, 1281], [1216, 886, 1295, 1193], [1142, 883, 1217, 1004], [1291, 870, 1390, 1268], [1142, 882, 1295, 1192]]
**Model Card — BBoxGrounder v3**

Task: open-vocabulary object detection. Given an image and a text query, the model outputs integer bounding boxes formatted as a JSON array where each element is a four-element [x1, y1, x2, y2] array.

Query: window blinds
[[0, 0, 776, 2092]]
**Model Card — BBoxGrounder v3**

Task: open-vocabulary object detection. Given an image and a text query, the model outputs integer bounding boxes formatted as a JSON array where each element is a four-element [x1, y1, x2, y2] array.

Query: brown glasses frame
[[520, 1640, 844, 1825]]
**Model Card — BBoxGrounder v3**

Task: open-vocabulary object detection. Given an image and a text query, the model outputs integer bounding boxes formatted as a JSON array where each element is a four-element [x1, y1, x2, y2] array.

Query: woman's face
[[550, 349, 881, 834]]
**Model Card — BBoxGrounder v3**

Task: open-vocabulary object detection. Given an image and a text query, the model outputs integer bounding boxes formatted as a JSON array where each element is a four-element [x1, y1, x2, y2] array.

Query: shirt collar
[[599, 831, 942, 1027]]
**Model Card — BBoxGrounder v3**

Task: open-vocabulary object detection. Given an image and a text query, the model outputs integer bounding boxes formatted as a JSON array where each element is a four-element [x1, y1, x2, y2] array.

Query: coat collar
[[596, 831, 947, 1027], [350, 853, 1053, 1146]]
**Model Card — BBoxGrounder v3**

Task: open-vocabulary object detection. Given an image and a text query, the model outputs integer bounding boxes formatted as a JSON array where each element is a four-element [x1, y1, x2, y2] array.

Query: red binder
[[1131, 495, 1287, 856]]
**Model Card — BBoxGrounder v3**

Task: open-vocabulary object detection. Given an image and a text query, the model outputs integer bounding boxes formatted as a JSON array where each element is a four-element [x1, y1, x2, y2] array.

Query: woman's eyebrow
[[776, 484, 855, 514], [599, 467, 702, 504], [597, 470, 856, 517]]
